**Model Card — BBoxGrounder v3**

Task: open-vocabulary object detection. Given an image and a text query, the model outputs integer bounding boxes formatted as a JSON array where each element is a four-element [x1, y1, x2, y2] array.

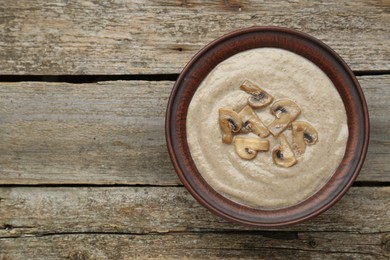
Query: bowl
[[165, 26, 369, 228]]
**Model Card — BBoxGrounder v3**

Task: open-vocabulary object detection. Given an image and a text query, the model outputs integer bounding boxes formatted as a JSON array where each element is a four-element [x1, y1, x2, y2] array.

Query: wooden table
[[1, 1, 389, 259]]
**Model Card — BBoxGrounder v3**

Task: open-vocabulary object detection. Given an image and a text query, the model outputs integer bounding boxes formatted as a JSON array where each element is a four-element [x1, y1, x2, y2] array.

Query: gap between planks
[[0, 182, 388, 188], [1, 70, 390, 83]]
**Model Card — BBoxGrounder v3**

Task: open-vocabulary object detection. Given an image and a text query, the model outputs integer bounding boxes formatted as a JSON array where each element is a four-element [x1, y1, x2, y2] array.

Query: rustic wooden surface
[[0, 0, 389, 259]]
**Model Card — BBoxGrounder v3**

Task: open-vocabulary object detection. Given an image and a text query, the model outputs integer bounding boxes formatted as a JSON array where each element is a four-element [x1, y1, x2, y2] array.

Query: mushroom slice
[[240, 80, 273, 108], [218, 108, 242, 144], [238, 105, 270, 137], [272, 134, 297, 168], [291, 121, 318, 155], [234, 136, 269, 160], [268, 99, 301, 137]]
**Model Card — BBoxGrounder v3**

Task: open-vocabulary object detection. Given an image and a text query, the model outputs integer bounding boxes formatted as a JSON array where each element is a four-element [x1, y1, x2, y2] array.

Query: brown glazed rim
[[165, 26, 369, 228]]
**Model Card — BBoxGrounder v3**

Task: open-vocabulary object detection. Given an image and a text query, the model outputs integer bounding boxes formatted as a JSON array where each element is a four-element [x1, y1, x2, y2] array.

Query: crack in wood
[[0, 182, 386, 188], [0, 71, 389, 84], [2, 229, 389, 238], [354, 70, 390, 76], [0, 184, 183, 188], [0, 74, 179, 83], [0, 230, 299, 238]]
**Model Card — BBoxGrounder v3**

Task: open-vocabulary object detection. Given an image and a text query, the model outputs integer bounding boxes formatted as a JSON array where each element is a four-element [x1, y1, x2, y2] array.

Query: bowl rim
[[165, 26, 370, 228]]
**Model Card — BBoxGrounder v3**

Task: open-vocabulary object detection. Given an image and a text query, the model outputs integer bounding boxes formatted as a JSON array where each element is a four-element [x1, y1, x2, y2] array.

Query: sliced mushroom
[[291, 121, 318, 155], [234, 136, 269, 160], [238, 105, 270, 137], [240, 80, 273, 108], [267, 99, 301, 137], [218, 108, 242, 144], [272, 134, 297, 168]]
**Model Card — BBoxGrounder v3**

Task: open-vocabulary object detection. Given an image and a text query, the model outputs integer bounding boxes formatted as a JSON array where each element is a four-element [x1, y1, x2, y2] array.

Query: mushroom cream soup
[[186, 48, 348, 209]]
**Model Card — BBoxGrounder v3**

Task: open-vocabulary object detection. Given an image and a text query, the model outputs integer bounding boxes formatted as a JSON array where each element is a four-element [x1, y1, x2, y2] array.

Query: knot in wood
[[308, 239, 317, 248]]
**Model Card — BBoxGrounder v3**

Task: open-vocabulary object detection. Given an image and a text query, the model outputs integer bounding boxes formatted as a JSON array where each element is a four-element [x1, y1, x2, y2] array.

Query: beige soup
[[186, 48, 348, 209]]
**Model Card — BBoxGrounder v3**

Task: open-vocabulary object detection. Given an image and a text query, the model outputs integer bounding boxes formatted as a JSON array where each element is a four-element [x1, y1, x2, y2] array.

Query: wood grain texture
[[0, 76, 388, 185], [1, 1, 388, 258], [0, 187, 389, 237], [1, 232, 389, 259], [0, 80, 179, 185], [1, 0, 389, 75]]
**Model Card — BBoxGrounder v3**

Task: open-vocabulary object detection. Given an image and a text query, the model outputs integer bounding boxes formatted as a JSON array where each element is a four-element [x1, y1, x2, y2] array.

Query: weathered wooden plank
[[0, 80, 179, 185], [0, 76, 388, 184], [0, 232, 389, 259], [0, 0, 389, 74], [0, 187, 389, 237], [360, 75, 390, 181]]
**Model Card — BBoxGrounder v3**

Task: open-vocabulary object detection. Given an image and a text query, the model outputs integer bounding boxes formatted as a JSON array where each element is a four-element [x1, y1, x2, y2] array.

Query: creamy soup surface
[[186, 48, 349, 209]]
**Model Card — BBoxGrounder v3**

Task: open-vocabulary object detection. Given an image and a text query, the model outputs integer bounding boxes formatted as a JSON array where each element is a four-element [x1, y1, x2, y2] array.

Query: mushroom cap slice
[[240, 80, 273, 108], [234, 136, 269, 160], [238, 105, 270, 137], [292, 121, 318, 155], [272, 134, 297, 168], [218, 108, 242, 144], [268, 99, 301, 137]]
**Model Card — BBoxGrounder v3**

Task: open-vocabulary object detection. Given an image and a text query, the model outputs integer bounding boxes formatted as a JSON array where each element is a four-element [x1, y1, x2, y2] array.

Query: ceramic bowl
[[165, 26, 369, 228]]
